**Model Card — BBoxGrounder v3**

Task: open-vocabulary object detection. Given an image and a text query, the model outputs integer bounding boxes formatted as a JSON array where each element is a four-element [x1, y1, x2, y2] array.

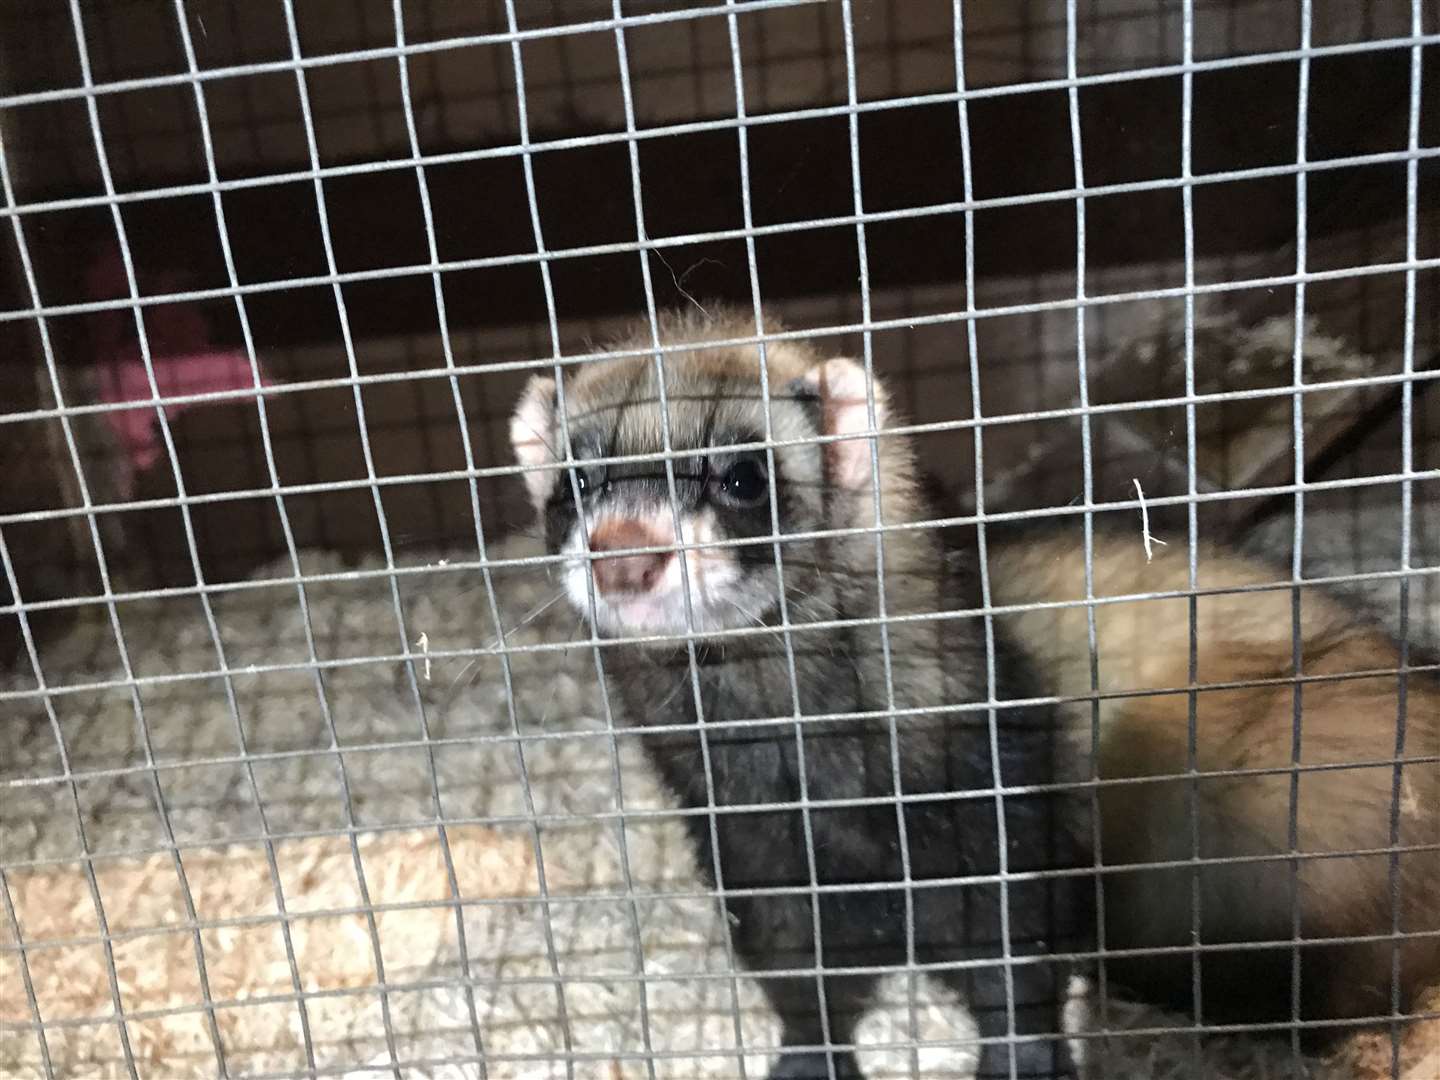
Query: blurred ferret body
[[510, 309, 1090, 1079], [989, 527, 1440, 1039]]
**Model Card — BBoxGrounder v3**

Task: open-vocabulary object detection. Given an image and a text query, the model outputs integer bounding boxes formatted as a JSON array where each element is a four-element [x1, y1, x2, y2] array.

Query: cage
[[1, 1, 1437, 1078]]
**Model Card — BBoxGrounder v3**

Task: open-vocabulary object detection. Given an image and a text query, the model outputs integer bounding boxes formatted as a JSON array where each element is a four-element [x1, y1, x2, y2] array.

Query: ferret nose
[[589, 518, 673, 596]]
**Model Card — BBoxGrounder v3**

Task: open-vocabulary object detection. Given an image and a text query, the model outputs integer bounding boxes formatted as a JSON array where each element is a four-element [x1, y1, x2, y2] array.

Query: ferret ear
[[509, 374, 558, 505], [799, 357, 888, 490]]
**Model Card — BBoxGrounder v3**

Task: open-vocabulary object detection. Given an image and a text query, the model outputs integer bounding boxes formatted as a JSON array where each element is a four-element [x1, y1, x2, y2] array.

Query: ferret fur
[[988, 524, 1440, 1044], [510, 309, 1091, 1079]]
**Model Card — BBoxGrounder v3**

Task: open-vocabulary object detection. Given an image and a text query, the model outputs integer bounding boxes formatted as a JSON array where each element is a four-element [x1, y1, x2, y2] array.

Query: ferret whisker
[[722, 597, 767, 630], [465, 590, 570, 693], [501, 588, 568, 640], [788, 591, 842, 620], [535, 612, 587, 730], [445, 653, 481, 696], [444, 588, 568, 698]]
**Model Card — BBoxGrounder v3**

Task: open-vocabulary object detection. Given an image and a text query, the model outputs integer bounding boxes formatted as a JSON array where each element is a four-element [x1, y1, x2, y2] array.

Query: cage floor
[[1, 527, 1424, 1079]]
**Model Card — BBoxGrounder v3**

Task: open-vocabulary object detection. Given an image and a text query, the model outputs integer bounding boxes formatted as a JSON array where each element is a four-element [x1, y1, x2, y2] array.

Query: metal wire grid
[[1, 1, 1437, 1078], [9, 0, 1352, 194], [1, 0, 870, 187]]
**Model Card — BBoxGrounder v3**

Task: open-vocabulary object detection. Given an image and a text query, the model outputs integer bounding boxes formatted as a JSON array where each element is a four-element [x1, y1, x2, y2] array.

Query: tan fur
[[989, 529, 1440, 1033]]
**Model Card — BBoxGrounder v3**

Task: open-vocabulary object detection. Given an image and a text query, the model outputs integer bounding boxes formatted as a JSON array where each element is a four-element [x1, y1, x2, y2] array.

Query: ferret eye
[[716, 456, 768, 507], [568, 464, 605, 497]]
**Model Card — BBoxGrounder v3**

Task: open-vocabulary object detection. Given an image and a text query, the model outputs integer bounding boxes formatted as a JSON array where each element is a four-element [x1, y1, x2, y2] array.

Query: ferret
[[987, 523, 1440, 1054], [509, 309, 1092, 1079]]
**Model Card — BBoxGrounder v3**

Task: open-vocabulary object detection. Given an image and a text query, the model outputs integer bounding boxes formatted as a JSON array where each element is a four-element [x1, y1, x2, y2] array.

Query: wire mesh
[[1, 1, 1438, 1079]]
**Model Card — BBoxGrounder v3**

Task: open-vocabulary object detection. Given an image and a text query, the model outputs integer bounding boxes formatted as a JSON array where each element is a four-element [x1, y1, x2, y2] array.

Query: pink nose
[[589, 518, 672, 596]]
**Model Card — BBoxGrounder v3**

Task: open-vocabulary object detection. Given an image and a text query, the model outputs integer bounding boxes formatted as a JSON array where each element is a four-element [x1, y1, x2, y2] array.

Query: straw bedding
[[1, 531, 1432, 1079]]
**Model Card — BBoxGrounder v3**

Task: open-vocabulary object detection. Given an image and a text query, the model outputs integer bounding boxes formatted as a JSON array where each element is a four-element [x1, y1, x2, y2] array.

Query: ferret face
[[509, 314, 894, 641]]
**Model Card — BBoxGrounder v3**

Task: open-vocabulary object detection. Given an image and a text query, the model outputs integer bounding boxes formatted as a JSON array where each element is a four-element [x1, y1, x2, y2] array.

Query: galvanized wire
[[0, 3, 1434, 1078]]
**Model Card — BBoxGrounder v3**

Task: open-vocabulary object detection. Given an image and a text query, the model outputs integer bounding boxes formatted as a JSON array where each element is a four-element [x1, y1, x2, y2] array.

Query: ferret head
[[509, 310, 918, 641]]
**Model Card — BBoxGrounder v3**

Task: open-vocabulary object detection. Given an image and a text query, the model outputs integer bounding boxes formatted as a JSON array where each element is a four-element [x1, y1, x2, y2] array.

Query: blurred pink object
[[85, 248, 275, 495], [94, 350, 274, 475]]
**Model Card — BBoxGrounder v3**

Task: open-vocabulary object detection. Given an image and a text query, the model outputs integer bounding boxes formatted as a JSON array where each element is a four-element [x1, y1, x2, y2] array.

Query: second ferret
[[988, 519, 1440, 1068]]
